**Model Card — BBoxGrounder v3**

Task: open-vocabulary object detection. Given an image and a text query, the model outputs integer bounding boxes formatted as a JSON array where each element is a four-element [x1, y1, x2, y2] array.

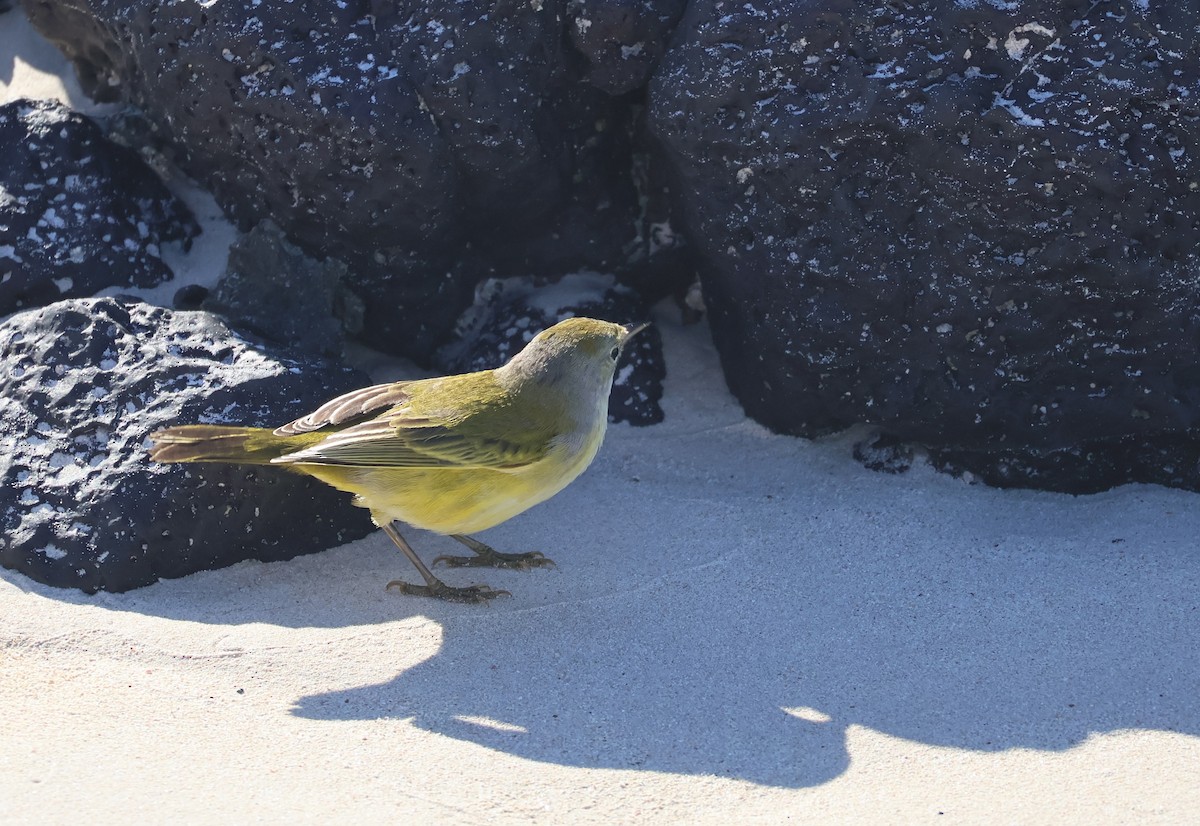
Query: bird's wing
[[273, 381, 413, 436], [273, 411, 553, 470]]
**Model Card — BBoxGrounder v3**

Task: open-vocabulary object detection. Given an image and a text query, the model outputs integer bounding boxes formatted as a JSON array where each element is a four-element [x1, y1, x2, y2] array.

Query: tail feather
[[149, 425, 315, 465]]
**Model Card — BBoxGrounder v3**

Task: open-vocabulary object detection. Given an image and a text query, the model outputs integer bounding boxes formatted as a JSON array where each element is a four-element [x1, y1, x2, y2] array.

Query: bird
[[149, 316, 648, 603]]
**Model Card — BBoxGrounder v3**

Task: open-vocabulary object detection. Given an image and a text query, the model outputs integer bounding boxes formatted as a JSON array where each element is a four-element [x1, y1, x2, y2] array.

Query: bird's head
[[500, 317, 649, 400]]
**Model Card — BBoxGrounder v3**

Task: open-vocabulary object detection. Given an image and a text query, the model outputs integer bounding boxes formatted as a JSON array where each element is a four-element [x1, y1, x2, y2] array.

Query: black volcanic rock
[[201, 220, 364, 359], [22, 0, 683, 361], [172, 283, 210, 310], [436, 274, 665, 426], [853, 432, 915, 476], [567, 0, 687, 95], [0, 297, 374, 593], [0, 98, 198, 315], [648, 0, 1200, 492]]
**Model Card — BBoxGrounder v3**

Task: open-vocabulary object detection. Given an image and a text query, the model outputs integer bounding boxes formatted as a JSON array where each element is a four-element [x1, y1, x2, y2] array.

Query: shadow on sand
[[8, 424, 1198, 788], [284, 475, 1200, 788]]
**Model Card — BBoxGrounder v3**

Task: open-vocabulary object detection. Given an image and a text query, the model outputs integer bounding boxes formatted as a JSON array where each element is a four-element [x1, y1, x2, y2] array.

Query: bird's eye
[[609, 346, 620, 361]]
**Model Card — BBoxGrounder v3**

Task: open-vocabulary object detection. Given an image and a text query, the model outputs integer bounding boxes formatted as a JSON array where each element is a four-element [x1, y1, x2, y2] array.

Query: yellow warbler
[[150, 317, 647, 603]]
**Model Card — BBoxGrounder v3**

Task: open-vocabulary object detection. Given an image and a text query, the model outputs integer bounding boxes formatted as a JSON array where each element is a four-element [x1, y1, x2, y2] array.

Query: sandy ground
[[3, 9, 1200, 824]]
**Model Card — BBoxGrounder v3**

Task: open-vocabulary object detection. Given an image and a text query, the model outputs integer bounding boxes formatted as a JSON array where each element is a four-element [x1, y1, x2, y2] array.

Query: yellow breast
[[297, 420, 607, 535]]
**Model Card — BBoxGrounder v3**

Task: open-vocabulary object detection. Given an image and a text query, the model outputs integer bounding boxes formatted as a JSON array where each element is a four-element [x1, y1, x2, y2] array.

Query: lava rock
[[930, 436, 1200, 494], [172, 283, 210, 310], [567, 0, 687, 95], [436, 273, 666, 425], [0, 297, 374, 593], [648, 1, 1200, 492], [0, 98, 199, 315], [23, 0, 684, 361], [201, 220, 364, 359], [853, 432, 915, 475]]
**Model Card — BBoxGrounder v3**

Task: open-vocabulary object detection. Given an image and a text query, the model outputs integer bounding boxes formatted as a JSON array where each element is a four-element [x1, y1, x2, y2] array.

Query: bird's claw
[[385, 579, 511, 604]]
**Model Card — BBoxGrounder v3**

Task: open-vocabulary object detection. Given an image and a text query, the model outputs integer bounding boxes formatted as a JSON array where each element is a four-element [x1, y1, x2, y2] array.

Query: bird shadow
[[285, 469, 1200, 788], [7, 452, 1199, 788]]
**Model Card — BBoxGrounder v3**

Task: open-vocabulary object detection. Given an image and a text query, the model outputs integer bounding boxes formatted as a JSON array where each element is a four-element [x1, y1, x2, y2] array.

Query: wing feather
[[273, 369, 552, 470], [274, 382, 414, 436], [274, 417, 549, 470]]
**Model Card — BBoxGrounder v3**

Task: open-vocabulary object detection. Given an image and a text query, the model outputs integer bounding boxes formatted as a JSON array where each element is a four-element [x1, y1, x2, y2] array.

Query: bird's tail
[[149, 425, 316, 465]]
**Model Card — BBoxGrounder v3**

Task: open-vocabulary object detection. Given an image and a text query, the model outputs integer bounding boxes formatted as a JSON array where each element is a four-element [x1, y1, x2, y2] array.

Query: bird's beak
[[620, 321, 651, 347]]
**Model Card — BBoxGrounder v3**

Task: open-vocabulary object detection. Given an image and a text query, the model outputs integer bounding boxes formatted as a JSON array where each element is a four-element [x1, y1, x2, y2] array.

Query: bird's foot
[[385, 579, 511, 604], [432, 548, 556, 571]]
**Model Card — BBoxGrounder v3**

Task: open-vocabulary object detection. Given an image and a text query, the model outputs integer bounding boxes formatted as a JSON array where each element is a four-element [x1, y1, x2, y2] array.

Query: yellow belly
[[296, 431, 603, 535]]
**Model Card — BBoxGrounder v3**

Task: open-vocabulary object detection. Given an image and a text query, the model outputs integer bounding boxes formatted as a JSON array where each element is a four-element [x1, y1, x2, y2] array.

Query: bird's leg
[[431, 534, 556, 571], [379, 522, 509, 603]]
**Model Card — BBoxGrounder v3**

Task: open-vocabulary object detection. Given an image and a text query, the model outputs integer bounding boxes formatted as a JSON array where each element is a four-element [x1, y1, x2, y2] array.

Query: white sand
[[3, 9, 1200, 824], [0, 10, 105, 114]]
